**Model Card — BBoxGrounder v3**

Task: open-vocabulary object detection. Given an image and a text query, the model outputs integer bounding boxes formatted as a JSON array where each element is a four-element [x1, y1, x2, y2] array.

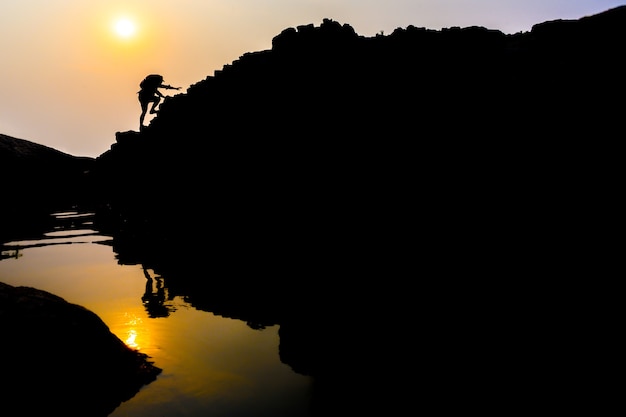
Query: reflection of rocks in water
[[0, 247, 22, 260], [97, 207, 412, 415], [0, 281, 161, 417], [141, 266, 176, 318]]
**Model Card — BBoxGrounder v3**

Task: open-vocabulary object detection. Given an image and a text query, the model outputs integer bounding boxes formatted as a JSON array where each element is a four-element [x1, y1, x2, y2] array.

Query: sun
[[113, 18, 136, 38]]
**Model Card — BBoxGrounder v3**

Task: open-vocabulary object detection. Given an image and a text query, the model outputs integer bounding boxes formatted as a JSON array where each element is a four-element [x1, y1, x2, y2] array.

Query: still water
[[0, 209, 312, 417]]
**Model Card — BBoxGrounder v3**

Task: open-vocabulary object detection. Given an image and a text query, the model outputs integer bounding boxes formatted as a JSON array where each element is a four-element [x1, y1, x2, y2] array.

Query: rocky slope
[[88, 6, 625, 295], [0, 282, 161, 416], [87, 9, 625, 412], [0, 133, 95, 242], [0, 133, 94, 211]]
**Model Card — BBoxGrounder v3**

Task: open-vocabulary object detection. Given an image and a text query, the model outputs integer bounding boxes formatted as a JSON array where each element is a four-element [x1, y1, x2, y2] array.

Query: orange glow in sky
[[0, 1, 623, 158]]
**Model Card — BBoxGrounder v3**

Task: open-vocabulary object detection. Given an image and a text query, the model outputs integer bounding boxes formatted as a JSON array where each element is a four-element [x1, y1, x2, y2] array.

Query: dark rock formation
[[0, 134, 95, 242], [90, 7, 626, 233], [0, 133, 94, 201], [86, 9, 626, 413], [0, 281, 161, 417], [89, 5, 626, 310], [2, 6, 624, 414]]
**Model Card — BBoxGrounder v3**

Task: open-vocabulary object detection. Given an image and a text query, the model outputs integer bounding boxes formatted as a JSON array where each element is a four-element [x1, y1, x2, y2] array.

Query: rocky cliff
[[89, 6, 625, 278], [86, 10, 625, 412]]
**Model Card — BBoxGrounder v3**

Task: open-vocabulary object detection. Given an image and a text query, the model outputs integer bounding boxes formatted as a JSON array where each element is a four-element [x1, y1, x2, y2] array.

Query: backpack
[[140, 74, 164, 90]]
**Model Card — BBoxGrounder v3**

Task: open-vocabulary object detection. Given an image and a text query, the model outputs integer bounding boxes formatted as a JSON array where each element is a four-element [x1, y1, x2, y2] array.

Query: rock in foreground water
[[0, 281, 161, 417]]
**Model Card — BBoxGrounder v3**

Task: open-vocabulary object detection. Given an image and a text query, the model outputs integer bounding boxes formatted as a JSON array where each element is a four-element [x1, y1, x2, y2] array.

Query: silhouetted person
[[138, 74, 180, 129]]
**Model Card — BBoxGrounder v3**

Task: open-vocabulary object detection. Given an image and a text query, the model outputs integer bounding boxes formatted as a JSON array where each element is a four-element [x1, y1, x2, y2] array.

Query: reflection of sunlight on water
[[53, 211, 94, 219], [126, 329, 139, 349], [123, 312, 144, 350], [1, 210, 112, 249], [2, 208, 315, 416], [2, 234, 112, 247], [45, 229, 98, 237]]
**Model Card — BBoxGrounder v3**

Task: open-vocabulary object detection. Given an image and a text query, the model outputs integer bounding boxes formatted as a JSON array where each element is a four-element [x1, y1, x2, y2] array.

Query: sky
[[1, 0, 624, 158]]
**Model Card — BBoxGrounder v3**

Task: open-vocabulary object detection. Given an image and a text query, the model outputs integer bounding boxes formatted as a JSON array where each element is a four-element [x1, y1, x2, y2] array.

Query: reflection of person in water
[[141, 266, 172, 318], [138, 74, 181, 129]]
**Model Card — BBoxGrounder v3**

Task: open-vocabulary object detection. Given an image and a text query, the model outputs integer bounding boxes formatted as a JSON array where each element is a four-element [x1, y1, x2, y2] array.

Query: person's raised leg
[[150, 97, 161, 114]]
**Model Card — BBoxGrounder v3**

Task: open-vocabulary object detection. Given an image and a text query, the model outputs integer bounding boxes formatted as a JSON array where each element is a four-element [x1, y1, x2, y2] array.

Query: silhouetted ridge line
[[85, 9, 626, 294], [0, 133, 95, 221], [94, 8, 624, 194]]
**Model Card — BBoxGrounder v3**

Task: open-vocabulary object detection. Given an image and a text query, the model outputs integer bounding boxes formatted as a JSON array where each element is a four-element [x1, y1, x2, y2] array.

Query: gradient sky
[[1, 0, 623, 157]]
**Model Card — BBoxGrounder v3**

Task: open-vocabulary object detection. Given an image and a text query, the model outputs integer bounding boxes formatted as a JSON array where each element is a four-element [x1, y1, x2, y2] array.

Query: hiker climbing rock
[[138, 74, 181, 129]]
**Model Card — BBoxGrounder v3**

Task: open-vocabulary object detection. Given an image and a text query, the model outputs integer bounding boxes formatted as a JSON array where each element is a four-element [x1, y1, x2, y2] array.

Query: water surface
[[0, 209, 312, 417]]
